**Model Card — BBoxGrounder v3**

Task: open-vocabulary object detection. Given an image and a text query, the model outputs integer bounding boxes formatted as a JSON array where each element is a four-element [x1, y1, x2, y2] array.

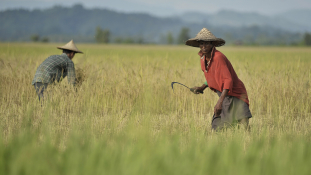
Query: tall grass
[[0, 43, 311, 174]]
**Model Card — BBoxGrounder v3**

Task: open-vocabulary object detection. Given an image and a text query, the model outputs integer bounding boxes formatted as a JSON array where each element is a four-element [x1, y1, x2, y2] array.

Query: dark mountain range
[[0, 4, 185, 42], [0, 4, 306, 45]]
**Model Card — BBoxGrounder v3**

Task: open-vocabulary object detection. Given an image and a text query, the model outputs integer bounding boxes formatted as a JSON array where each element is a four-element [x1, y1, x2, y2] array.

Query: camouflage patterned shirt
[[32, 53, 76, 85]]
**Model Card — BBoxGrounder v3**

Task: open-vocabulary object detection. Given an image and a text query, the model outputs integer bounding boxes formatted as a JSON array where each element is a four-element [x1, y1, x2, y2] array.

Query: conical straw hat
[[185, 28, 225, 47], [57, 40, 83, 53]]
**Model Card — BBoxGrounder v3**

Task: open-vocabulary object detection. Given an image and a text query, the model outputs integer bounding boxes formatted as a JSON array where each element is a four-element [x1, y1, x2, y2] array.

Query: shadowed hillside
[[0, 4, 304, 45]]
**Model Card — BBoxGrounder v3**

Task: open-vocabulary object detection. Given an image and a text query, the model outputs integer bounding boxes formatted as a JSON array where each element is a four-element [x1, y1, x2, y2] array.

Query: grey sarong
[[211, 91, 252, 130]]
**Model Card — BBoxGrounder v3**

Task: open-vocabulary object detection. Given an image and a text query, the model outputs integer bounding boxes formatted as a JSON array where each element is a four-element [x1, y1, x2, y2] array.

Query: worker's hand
[[214, 89, 228, 117], [214, 101, 222, 117], [190, 86, 204, 94]]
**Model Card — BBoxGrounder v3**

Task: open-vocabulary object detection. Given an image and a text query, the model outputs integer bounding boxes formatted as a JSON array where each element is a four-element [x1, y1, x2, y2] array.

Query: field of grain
[[0, 43, 311, 175]]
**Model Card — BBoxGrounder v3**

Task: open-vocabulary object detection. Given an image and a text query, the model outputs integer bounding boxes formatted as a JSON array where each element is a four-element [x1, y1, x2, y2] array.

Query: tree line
[[93, 26, 311, 46], [94, 26, 191, 45], [31, 27, 311, 46]]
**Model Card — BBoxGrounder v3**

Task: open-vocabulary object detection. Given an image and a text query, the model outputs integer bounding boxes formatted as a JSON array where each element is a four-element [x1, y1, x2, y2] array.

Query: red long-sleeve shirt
[[199, 48, 250, 105]]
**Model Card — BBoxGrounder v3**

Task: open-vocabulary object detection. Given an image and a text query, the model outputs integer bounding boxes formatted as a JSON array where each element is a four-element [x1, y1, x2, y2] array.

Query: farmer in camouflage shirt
[[32, 40, 83, 101]]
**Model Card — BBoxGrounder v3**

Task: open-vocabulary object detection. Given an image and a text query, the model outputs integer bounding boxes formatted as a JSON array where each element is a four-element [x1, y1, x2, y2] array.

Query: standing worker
[[186, 28, 252, 131], [32, 40, 83, 101]]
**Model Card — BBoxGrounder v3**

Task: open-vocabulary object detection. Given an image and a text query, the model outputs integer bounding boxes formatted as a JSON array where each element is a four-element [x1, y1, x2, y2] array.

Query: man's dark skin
[[192, 41, 249, 129], [66, 51, 75, 60], [191, 41, 228, 117]]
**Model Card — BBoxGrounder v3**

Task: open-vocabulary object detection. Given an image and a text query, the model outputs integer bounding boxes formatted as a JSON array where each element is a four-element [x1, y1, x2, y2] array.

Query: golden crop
[[0, 43, 311, 174]]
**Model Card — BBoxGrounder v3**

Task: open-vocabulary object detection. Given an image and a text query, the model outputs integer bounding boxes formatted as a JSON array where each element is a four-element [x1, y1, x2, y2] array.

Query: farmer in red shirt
[[186, 28, 252, 131]]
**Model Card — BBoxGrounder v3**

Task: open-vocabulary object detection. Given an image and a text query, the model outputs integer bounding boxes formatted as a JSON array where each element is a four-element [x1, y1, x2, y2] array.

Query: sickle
[[171, 82, 190, 91], [171, 82, 203, 94]]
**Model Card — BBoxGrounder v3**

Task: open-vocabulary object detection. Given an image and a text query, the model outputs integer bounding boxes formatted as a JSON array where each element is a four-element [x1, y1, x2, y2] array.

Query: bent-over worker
[[32, 40, 83, 101], [186, 28, 252, 131]]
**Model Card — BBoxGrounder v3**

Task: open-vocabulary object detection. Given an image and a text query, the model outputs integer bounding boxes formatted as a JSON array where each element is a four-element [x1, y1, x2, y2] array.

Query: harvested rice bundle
[[75, 67, 86, 86]]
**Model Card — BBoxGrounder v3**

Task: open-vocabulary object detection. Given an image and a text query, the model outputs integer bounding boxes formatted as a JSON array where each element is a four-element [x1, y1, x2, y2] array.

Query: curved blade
[[171, 82, 190, 92]]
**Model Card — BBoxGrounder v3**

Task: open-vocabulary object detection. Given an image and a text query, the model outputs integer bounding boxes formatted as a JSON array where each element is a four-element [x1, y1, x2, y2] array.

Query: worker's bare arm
[[214, 89, 229, 117]]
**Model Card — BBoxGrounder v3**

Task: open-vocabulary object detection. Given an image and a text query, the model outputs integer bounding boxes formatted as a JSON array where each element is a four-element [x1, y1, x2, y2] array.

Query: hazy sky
[[1, 0, 311, 16]]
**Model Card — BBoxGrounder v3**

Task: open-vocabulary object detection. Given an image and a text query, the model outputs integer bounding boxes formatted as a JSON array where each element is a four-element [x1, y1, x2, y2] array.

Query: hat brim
[[185, 38, 225, 47], [57, 47, 83, 54]]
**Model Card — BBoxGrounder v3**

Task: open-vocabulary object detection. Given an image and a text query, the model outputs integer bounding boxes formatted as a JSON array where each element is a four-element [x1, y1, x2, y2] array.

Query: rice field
[[0, 43, 311, 175]]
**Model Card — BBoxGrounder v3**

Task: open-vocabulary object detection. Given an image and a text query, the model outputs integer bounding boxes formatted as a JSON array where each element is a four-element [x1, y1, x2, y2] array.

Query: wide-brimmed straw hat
[[185, 28, 225, 47], [57, 40, 83, 53]]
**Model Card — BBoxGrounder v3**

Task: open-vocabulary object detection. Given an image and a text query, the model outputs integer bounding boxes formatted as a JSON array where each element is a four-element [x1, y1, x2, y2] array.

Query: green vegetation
[[177, 27, 190, 44], [30, 34, 50, 43], [95, 27, 110, 43], [166, 32, 174, 45], [0, 43, 311, 174], [30, 34, 40, 42], [304, 33, 311, 46]]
